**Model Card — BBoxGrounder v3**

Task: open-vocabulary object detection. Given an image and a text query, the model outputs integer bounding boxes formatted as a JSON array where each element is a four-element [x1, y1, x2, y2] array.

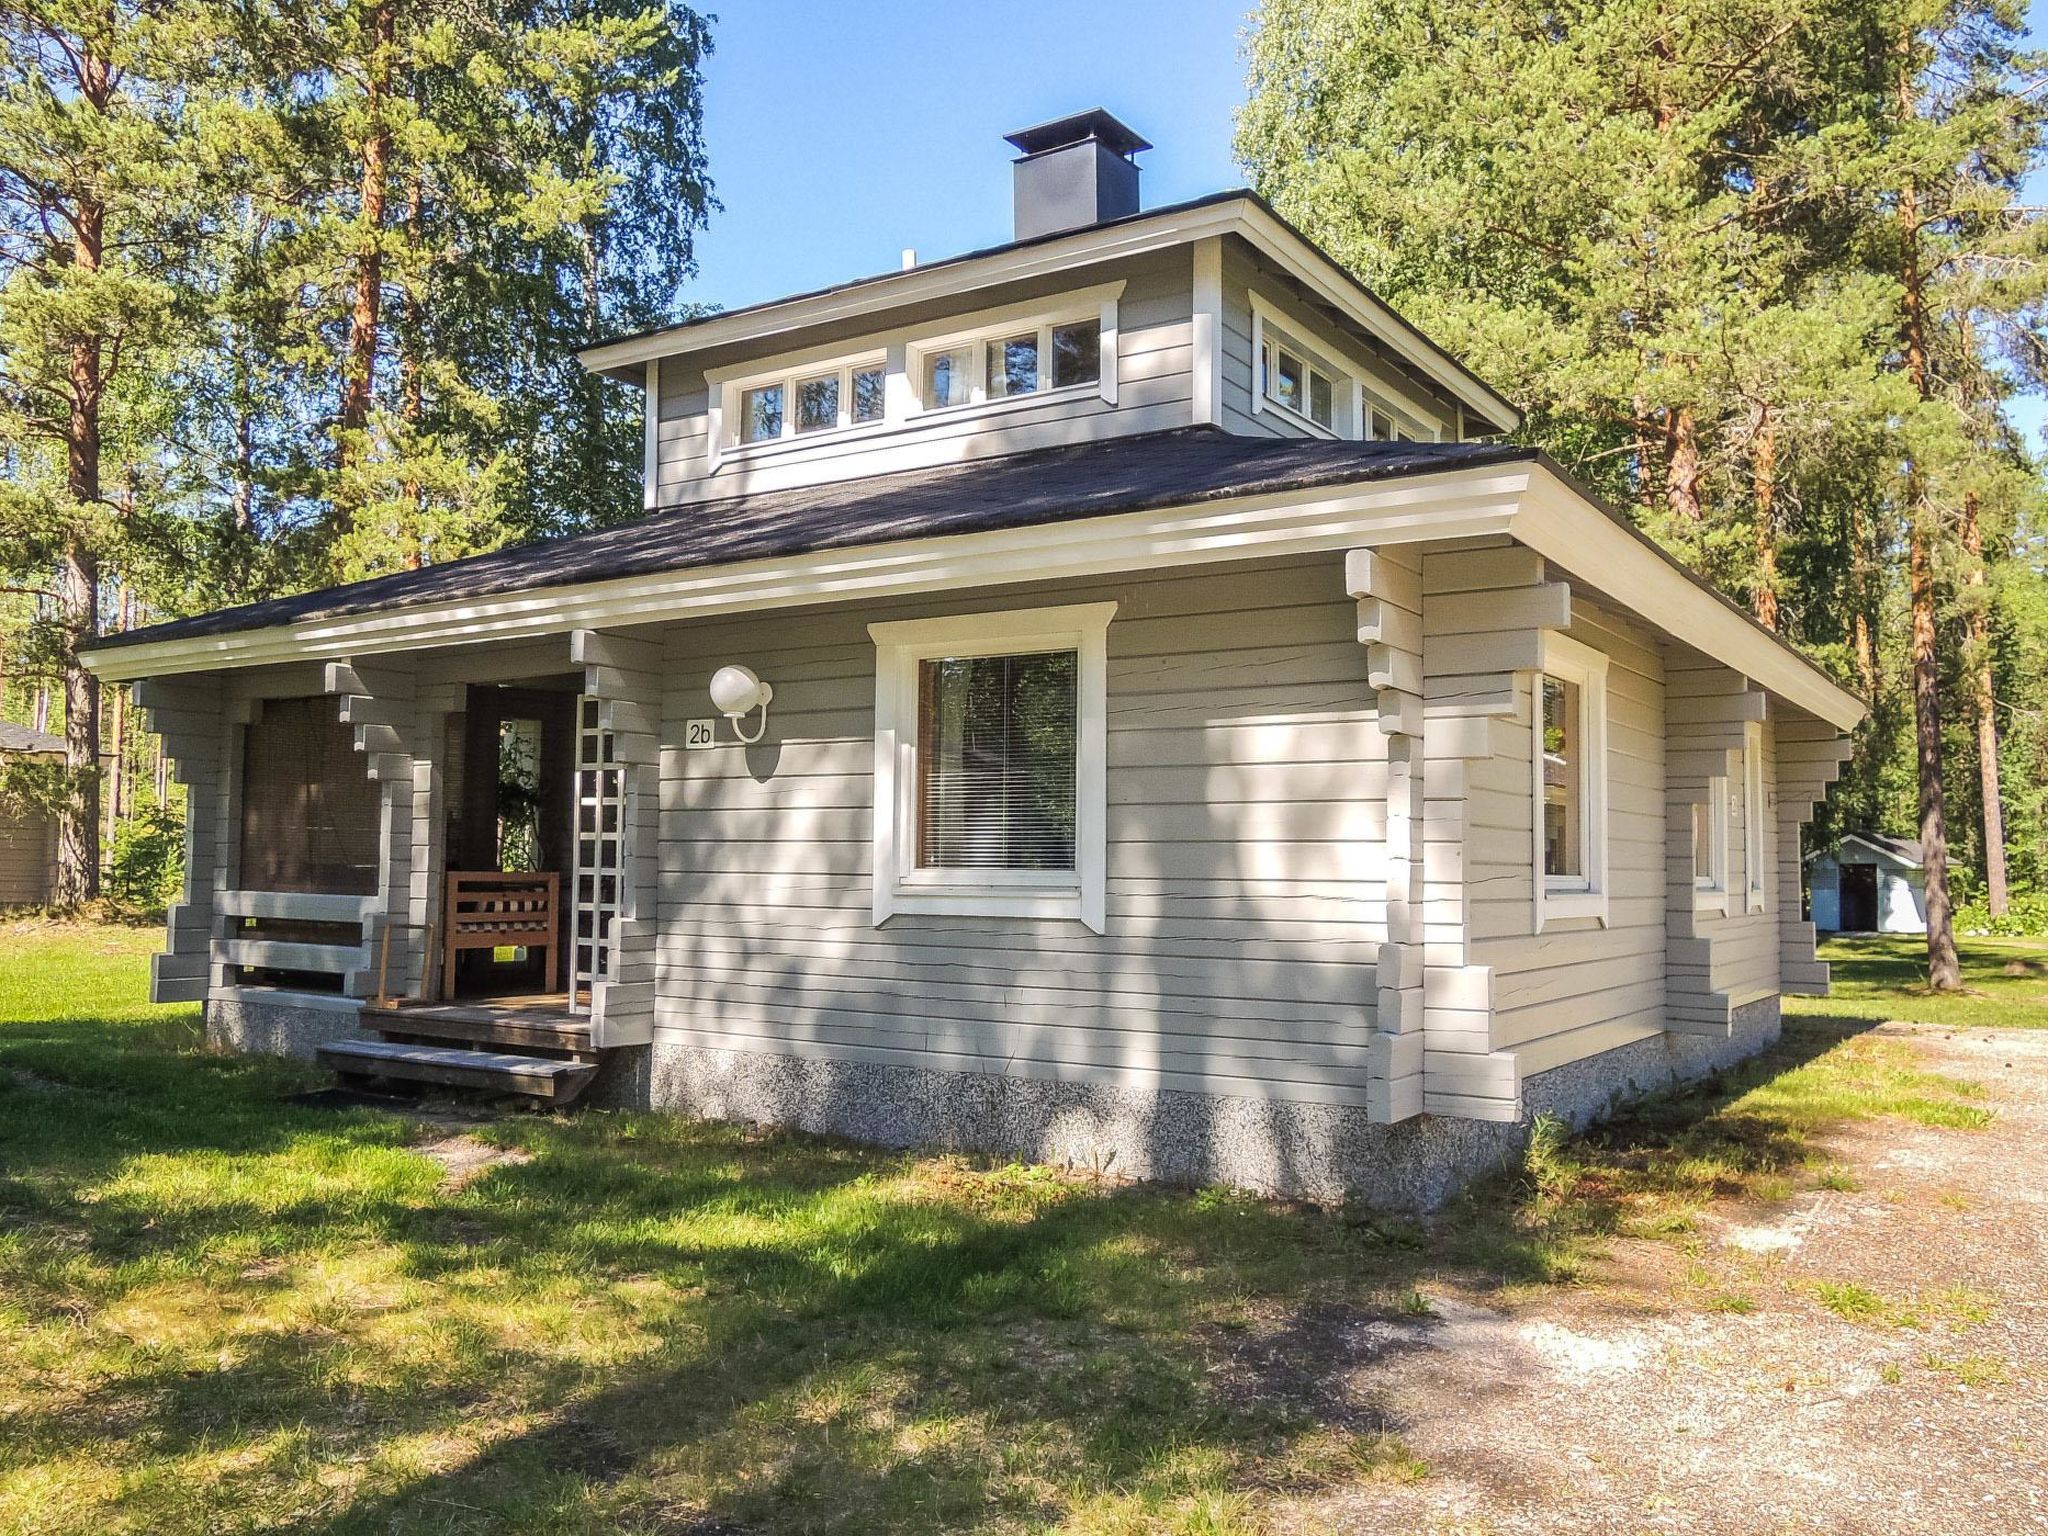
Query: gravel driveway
[[1271, 1023, 2048, 1535]]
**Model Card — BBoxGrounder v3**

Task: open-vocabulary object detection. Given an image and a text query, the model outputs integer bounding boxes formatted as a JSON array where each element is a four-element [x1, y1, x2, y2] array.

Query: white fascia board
[[1515, 465, 1865, 731], [578, 202, 1250, 375], [81, 467, 1531, 680], [85, 461, 1860, 730]]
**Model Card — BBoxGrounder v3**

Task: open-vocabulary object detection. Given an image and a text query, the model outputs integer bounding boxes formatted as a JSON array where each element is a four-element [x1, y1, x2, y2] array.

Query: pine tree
[[0, 0, 221, 901]]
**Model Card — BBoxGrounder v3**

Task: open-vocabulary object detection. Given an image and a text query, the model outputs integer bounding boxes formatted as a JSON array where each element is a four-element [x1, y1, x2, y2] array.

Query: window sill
[[723, 417, 888, 462], [1693, 887, 1730, 917], [879, 882, 1092, 929], [1746, 889, 1770, 915], [1536, 887, 1608, 930], [911, 378, 1106, 423], [1255, 395, 1341, 439]]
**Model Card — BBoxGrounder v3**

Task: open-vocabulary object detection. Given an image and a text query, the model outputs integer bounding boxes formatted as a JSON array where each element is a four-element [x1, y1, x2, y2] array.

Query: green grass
[[0, 923, 2006, 1534], [1789, 934, 2048, 1029]]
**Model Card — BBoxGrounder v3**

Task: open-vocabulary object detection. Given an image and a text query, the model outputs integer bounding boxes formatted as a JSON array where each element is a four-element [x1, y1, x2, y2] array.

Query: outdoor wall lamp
[[708, 664, 774, 744]]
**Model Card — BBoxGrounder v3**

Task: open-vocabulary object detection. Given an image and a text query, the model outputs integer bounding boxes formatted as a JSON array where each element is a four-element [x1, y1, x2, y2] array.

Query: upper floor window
[[735, 356, 887, 445], [1260, 337, 1336, 430], [912, 313, 1103, 413]]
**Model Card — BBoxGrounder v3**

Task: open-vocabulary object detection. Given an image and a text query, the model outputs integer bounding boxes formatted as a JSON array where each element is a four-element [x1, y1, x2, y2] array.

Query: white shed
[[1809, 833, 1926, 935], [0, 723, 62, 907]]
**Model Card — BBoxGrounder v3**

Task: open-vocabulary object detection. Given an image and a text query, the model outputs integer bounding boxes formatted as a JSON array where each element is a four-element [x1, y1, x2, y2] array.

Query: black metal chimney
[[1004, 109, 1151, 240]]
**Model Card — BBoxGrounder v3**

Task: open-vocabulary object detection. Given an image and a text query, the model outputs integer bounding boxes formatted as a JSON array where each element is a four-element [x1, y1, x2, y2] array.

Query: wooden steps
[[331, 995, 603, 1105], [361, 1000, 596, 1056], [318, 1038, 598, 1103]]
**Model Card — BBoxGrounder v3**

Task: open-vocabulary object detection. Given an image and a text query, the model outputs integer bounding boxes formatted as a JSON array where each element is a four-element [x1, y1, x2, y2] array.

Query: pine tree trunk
[[335, 0, 395, 564], [56, 36, 109, 906], [1752, 404, 1779, 630], [1665, 404, 1703, 523], [1850, 502, 1879, 701], [1959, 492, 2007, 916], [1897, 85, 1961, 988]]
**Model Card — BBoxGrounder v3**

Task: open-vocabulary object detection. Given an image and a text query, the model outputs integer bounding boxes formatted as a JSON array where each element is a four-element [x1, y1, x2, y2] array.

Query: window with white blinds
[[916, 651, 1078, 872], [870, 601, 1115, 931]]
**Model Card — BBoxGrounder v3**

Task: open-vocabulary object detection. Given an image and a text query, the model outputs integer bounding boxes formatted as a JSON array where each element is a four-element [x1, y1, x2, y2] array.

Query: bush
[[108, 795, 185, 917], [1954, 890, 2048, 938]]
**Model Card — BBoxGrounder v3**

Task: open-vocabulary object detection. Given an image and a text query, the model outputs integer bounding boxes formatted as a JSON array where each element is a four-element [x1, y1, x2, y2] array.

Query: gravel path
[[1278, 1023, 2048, 1534]]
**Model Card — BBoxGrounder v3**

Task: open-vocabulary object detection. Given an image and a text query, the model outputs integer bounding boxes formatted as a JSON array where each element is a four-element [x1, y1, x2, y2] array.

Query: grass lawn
[[1790, 933, 2048, 1029], [0, 921, 2003, 1535]]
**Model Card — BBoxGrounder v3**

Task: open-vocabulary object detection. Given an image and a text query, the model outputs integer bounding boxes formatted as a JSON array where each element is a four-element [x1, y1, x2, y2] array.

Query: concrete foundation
[[644, 996, 1785, 1211], [206, 982, 1782, 1212], [207, 994, 367, 1061]]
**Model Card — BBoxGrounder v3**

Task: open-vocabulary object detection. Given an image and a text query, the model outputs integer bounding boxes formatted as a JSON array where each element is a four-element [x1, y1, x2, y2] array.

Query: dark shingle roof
[[98, 428, 1535, 651], [0, 723, 64, 755]]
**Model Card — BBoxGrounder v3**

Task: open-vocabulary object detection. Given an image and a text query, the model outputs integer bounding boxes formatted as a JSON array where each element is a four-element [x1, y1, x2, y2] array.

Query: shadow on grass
[[1, 1000, 1980, 1534]]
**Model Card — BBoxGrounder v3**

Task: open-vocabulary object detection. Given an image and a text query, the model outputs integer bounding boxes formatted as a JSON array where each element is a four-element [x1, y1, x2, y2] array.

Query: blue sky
[[682, 1, 1252, 310], [682, 0, 2047, 444]]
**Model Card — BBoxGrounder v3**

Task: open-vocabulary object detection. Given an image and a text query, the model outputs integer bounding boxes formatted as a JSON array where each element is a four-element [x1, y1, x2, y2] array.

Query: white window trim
[[713, 350, 889, 455], [1693, 774, 1731, 915], [869, 601, 1115, 933], [1247, 290, 1448, 442], [1744, 721, 1769, 912], [1249, 299, 1344, 435], [906, 287, 1121, 417], [642, 358, 661, 510], [1532, 631, 1610, 932]]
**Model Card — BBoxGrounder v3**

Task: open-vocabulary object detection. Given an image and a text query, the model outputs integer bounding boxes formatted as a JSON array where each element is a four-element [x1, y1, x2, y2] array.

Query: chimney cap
[[1004, 108, 1151, 161]]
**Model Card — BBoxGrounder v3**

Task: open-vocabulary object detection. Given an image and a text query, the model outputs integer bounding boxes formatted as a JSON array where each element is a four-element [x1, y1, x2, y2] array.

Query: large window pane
[[852, 366, 886, 423], [924, 347, 971, 408], [986, 332, 1040, 398], [1541, 676, 1582, 880], [1308, 370, 1334, 428], [740, 383, 783, 443], [795, 373, 839, 434], [917, 650, 1077, 872], [1273, 350, 1304, 414], [1693, 800, 1717, 885], [1051, 319, 1101, 388]]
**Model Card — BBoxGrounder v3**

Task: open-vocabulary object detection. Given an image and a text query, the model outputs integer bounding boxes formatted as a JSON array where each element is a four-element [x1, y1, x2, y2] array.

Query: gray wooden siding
[[653, 555, 1392, 1104], [0, 802, 54, 905], [1475, 596, 1670, 1080], [651, 248, 1195, 503]]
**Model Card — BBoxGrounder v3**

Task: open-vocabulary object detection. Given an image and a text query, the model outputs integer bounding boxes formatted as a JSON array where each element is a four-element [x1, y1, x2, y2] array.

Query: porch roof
[[95, 427, 1530, 651]]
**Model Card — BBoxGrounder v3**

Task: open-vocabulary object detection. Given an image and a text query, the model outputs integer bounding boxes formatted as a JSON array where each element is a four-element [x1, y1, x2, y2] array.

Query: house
[[0, 723, 62, 907], [1809, 834, 1927, 935], [81, 112, 1863, 1208]]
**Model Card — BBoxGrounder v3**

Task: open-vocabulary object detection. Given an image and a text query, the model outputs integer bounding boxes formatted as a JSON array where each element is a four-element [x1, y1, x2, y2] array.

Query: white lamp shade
[[709, 664, 772, 718]]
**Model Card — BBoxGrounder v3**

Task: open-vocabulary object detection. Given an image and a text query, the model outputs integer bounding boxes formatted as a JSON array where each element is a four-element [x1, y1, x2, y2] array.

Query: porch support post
[[325, 658, 421, 999], [572, 628, 662, 1047], [133, 676, 230, 1004]]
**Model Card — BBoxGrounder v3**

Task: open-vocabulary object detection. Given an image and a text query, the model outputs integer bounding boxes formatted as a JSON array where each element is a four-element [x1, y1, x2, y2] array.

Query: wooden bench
[[443, 871, 560, 998]]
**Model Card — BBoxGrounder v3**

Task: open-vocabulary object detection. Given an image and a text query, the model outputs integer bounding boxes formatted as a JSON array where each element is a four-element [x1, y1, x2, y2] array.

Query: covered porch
[[133, 627, 663, 1097]]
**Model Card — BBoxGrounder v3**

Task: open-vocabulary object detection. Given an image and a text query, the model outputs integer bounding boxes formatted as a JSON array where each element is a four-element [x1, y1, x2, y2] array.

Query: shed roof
[[1836, 832, 1926, 869], [0, 723, 63, 756]]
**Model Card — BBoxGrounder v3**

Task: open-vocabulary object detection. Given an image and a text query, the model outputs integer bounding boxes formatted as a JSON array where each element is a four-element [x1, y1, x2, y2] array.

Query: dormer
[[579, 112, 1521, 507]]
